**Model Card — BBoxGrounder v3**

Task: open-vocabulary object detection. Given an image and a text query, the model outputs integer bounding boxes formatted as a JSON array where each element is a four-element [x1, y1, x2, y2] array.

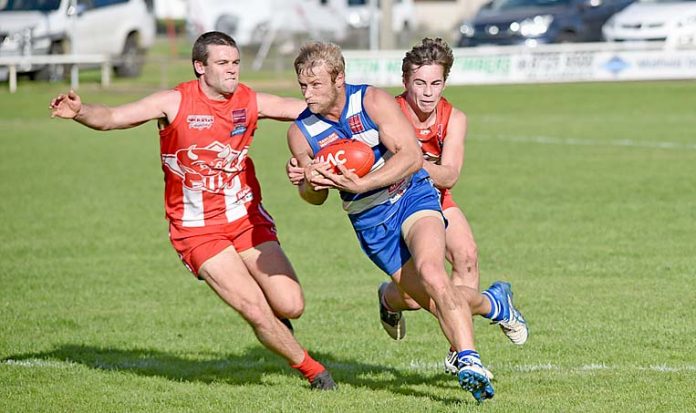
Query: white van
[[187, 0, 348, 47], [0, 0, 156, 80]]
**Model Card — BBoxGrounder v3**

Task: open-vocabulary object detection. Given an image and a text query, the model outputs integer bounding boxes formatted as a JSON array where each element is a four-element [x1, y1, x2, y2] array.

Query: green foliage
[[1, 58, 695, 411]]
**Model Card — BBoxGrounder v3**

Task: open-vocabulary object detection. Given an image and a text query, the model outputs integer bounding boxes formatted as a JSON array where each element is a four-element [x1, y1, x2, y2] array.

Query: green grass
[[1, 42, 695, 411]]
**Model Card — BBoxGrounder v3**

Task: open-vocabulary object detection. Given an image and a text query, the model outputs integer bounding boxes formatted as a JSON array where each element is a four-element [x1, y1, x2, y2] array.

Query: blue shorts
[[352, 174, 443, 275]]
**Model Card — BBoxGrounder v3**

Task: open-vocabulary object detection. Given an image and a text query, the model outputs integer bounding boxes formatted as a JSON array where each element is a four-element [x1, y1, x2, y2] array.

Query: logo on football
[[315, 139, 375, 177]]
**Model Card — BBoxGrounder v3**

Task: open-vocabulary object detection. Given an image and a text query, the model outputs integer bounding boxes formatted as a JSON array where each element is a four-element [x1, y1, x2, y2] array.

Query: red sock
[[290, 350, 326, 382]]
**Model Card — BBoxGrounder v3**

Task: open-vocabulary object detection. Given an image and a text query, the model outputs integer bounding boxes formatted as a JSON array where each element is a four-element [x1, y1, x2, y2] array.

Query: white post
[[101, 60, 111, 88], [379, 0, 394, 50], [9, 64, 17, 93], [69, 0, 78, 86], [70, 64, 79, 90], [369, 0, 379, 51]]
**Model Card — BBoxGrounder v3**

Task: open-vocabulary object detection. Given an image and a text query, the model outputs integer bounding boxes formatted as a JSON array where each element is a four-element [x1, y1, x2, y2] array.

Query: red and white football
[[315, 139, 375, 177]]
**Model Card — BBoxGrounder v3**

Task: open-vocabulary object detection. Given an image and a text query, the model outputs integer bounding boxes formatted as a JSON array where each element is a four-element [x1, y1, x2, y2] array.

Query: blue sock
[[482, 290, 499, 320], [457, 350, 481, 369]]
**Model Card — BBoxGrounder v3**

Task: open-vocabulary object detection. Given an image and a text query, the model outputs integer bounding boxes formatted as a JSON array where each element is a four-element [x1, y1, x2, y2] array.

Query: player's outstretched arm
[[257, 92, 307, 121], [49, 89, 180, 131], [287, 123, 329, 205]]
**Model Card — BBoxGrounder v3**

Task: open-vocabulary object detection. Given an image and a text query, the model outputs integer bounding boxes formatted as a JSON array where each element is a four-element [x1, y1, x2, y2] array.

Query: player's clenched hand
[[312, 162, 365, 194], [304, 161, 333, 191], [49, 90, 82, 119], [286, 157, 304, 185]]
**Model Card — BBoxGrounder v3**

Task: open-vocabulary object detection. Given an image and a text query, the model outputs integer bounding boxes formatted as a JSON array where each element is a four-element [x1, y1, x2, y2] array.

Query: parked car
[[344, 0, 416, 32], [457, 0, 635, 47], [186, 0, 348, 47], [602, 0, 696, 48], [0, 0, 156, 80]]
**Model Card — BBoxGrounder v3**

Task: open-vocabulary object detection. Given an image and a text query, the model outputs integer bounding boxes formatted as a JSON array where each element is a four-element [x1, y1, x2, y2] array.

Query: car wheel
[[556, 31, 577, 43], [114, 34, 144, 78], [32, 42, 67, 82]]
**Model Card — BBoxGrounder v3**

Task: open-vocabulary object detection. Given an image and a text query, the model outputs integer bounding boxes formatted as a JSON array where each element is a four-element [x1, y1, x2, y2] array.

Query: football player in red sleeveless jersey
[[379, 38, 528, 376], [49, 31, 335, 390], [393, 38, 479, 292]]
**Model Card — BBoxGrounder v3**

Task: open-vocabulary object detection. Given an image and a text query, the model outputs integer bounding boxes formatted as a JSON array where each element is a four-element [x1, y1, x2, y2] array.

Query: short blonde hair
[[294, 41, 345, 82]]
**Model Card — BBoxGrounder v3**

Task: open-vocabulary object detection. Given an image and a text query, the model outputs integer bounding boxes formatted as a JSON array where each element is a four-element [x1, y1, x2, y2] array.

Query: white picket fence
[[0, 54, 111, 93]]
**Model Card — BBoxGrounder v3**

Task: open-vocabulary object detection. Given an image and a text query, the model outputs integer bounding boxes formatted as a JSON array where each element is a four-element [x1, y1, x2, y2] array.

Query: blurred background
[[1, 0, 695, 89], [1, 3, 695, 411]]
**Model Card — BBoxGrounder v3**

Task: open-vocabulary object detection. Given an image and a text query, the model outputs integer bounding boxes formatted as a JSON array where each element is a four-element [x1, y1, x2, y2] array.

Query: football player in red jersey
[[49, 31, 336, 390], [378, 38, 528, 374]]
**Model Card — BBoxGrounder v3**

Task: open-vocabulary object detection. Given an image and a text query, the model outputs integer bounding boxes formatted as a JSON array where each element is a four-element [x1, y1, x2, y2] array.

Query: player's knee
[[275, 298, 304, 320], [451, 244, 478, 268], [416, 261, 450, 291], [269, 287, 305, 319]]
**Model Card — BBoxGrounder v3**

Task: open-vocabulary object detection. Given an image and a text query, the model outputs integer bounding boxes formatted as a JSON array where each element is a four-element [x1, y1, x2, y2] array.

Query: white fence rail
[[0, 54, 111, 93], [344, 42, 696, 86]]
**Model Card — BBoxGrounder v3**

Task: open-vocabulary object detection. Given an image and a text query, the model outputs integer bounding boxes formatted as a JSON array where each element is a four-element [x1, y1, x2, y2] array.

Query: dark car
[[457, 0, 635, 47]]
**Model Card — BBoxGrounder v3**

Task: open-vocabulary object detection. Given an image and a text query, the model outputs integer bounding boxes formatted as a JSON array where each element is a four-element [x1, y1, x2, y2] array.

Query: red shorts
[[439, 188, 459, 211], [168, 204, 278, 276]]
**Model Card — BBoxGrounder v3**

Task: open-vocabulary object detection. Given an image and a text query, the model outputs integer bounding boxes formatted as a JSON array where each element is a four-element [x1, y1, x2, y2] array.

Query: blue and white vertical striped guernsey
[[295, 83, 429, 230]]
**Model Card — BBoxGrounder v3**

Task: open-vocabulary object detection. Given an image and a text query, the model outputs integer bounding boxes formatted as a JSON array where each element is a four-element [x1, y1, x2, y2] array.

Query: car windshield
[[0, 0, 61, 12], [488, 0, 571, 10], [348, 0, 396, 5]]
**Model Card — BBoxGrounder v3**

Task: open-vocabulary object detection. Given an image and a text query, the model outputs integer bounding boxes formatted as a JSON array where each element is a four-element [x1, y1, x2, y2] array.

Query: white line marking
[[4, 358, 695, 374], [2, 359, 74, 368], [474, 135, 696, 151], [406, 360, 696, 374]]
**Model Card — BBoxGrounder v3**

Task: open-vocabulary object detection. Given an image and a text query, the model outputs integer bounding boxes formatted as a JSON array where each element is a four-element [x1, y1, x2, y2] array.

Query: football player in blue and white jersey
[[285, 41, 502, 402]]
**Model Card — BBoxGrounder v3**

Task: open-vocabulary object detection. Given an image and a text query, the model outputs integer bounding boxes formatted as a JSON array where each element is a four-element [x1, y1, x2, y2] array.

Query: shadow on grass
[[4, 344, 471, 405]]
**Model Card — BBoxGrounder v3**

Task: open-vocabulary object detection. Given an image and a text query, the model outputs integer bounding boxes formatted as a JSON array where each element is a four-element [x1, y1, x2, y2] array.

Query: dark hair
[[401, 38, 454, 82], [191, 31, 238, 78]]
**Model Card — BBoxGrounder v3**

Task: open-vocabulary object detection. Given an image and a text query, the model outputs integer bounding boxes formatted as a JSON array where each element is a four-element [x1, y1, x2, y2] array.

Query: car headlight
[[459, 22, 475, 37], [519, 14, 553, 37], [215, 14, 239, 35], [347, 12, 364, 28]]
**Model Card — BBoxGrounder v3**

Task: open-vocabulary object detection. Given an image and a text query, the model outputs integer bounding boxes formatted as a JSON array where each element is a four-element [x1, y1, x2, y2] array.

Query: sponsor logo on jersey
[[187, 115, 214, 130], [232, 109, 247, 124], [230, 124, 247, 136], [348, 114, 365, 134], [318, 132, 341, 148], [161, 141, 248, 193], [236, 187, 254, 203], [385, 178, 410, 203], [230, 109, 248, 136]]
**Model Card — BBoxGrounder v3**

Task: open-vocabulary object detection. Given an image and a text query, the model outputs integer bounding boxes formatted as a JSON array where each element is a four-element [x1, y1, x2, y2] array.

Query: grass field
[[1, 45, 695, 412]]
